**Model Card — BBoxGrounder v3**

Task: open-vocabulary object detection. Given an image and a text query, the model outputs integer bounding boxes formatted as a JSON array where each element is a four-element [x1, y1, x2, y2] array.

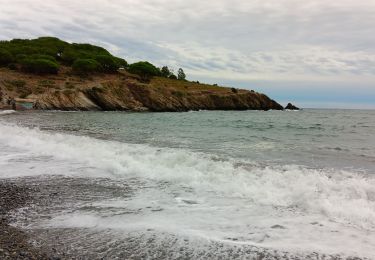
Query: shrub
[[15, 54, 27, 62], [169, 74, 177, 80], [21, 58, 59, 74], [29, 54, 57, 63], [231, 88, 238, 93], [113, 57, 128, 68], [33, 86, 45, 94], [19, 89, 32, 98], [128, 61, 161, 81], [0, 37, 129, 74], [72, 59, 101, 75], [65, 81, 75, 89], [60, 49, 80, 65], [7, 63, 18, 70], [4, 80, 31, 98], [5, 79, 26, 88], [0, 49, 13, 66], [38, 79, 56, 88], [95, 55, 119, 73]]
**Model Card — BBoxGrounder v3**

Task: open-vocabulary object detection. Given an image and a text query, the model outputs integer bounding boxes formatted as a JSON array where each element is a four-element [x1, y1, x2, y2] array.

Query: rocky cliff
[[0, 68, 283, 111]]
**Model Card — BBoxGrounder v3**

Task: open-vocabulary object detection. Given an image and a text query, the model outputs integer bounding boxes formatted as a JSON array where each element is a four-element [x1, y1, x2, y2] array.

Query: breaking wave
[[1, 123, 374, 228], [1, 122, 374, 257]]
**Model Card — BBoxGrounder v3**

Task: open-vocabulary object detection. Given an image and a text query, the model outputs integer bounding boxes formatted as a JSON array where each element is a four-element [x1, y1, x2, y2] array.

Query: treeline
[[0, 37, 186, 81], [128, 62, 186, 81]]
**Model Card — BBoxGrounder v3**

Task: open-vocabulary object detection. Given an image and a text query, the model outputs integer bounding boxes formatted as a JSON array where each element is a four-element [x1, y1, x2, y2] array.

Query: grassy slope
[[0, 67, 250, 99]]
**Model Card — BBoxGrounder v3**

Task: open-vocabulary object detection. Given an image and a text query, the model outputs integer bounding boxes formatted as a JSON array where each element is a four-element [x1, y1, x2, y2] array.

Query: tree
[[113, 57, 128, 69], [0, 36, 128, 74], [72, 59, 101, 75], [177, 68, 186, 80], [20, 58, 59, 74], [160, 66, 171, 78], [60, 48, 79, 65], [29, 54, 57, 63], [128, 61, 161, 81], [95, 55, 119, 73], [0, 49, 14, 66]]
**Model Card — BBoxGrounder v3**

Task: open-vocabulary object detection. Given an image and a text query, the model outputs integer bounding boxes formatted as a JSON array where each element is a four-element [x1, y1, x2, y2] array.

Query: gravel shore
[[0, 178, 370, 260], [0, 181, 51, 260]]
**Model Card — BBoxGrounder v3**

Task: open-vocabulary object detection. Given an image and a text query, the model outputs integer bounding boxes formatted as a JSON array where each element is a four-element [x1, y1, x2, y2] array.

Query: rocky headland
[[0, 68, 284, 112], [0, 37, 288, 112]]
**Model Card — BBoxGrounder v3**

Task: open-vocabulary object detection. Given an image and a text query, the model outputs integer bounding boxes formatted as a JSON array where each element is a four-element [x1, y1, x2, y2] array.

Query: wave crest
[[0, 122, 374, 231]]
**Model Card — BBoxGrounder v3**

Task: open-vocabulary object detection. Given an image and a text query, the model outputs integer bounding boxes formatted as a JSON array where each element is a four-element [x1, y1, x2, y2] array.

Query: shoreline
[[1, 177, 370, 260], [0, 181, 52, 260]]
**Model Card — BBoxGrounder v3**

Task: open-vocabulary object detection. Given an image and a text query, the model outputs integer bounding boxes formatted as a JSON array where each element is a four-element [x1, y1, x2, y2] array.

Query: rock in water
[[285, 103, 299, 110]]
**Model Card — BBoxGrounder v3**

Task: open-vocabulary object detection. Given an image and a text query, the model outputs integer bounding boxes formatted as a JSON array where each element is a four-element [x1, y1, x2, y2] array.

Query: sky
[[1, 0, 375, 108]]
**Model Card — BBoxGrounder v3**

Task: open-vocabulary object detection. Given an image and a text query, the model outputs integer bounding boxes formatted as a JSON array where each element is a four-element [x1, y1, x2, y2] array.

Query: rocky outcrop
[[285, 103, 299, 110], [1, 68, 284, 112], [34, 83, 283, 112]]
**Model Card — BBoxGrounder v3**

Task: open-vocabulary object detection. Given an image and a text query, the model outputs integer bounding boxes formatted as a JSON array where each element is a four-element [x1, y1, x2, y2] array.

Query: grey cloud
[[0, 0, 375, 99]]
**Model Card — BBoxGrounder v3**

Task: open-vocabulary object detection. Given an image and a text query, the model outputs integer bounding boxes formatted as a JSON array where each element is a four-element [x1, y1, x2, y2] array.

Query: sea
[[0, 109, 374, 259]]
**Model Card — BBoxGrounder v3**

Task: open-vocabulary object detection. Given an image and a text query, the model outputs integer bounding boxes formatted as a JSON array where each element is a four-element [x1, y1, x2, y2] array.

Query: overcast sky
[[1, 0, 375, 108]]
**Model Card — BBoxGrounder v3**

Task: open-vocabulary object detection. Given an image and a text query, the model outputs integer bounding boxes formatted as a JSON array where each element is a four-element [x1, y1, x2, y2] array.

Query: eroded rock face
[[285, 103, 299, 110], [32, 81, 284, 112], [83, 84, 284, 112], [1, 68, 284, 112]]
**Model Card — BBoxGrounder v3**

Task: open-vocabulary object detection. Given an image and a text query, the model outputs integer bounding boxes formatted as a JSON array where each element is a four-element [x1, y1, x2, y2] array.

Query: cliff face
[[0, 68, 283, 111]]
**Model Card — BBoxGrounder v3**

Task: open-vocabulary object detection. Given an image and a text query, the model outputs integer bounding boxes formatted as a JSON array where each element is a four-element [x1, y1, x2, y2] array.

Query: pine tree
[[177, 68, 186, 80], [161, 66, 171, 77]]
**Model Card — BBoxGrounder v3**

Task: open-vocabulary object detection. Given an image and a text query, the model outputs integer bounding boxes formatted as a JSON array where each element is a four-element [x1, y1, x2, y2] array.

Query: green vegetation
[[0, 49, 14, 66], [0, 36, 188, 81], [4, 79, 26, 88], [20, 58, 59, 74], [95, 55, 118, 72], [128, 61, 161, 81], [72, 59, 101, 75], [0, 37, 126, 75], [160, 66, 179, 79], [177, 68, 186, 80], [38, 79, 56, 88], [3, 79, 31, 98]]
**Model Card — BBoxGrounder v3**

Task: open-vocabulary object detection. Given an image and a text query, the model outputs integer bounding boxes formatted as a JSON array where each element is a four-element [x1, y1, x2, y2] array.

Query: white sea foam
[[1, 122, 375, 257], [0, 110, 16, 115]]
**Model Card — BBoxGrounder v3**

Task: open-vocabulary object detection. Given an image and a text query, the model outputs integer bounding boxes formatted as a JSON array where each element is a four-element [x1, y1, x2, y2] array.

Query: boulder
[[285, 103, 299, 110]]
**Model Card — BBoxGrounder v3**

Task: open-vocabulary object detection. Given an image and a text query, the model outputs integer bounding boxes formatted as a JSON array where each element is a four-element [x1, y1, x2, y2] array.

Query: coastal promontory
[[0, 37, 284, 111]]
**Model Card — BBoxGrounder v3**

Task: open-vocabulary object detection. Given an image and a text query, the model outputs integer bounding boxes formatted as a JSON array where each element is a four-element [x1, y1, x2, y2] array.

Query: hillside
[[0, 68, 282, 111], [0, 37, 283, 111]]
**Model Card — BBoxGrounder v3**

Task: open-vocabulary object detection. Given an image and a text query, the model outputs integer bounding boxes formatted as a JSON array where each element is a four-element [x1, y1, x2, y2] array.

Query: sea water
[[0, 110, 374, 259]]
